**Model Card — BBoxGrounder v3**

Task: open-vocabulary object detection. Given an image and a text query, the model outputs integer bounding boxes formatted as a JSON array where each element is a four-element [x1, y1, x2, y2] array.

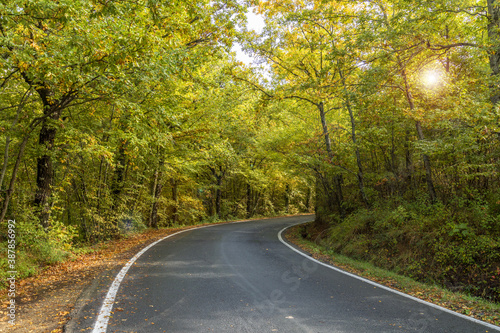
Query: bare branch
[[0, 69, 19, 89], [284, 95, 318, 106], [232, 76, 274, 99], [428, 42, 481, 50]]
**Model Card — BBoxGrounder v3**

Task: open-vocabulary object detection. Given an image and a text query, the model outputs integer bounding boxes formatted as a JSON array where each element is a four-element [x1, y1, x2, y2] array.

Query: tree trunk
[[151, 176, 163, 229], [305, 186, 311, 212], [149, 169, 159, 228], [285, 184, 290, 214], [400, 62, 437, 203], [34, 106, 62, 229], [18, 60, 76, 228], [415, 120, 437, 202], [149, 153, 166, 228], [404, 130, 414, 194], [32, 86, 76, 228], [0, 134, 31, 223], [246, 183, 252, 218], [215, 174, 222, 218], [171, 178, 178, 225], [112, 141, 127, 211], [339, 66, 369, 207], [0, 91, 26, 191], [0, 137, 10, 191], [318, 101, 334, 159], [318, 101, 345, 216], [488, 0, 500, 105], [0, 110, 49, 223]]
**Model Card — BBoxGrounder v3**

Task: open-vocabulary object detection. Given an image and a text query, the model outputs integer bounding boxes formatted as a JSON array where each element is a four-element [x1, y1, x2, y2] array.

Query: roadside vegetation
[[299, 192, 500, 303], [308, 196, 500, 303], [286, 224, 500, 326]]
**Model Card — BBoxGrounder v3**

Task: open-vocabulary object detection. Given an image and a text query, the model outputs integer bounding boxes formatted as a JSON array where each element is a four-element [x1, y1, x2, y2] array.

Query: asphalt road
[[70, 215, 499, 333]]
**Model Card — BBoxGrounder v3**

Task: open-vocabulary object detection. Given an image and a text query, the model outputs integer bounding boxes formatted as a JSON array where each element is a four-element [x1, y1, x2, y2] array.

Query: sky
[[233, 9, 266, 65]]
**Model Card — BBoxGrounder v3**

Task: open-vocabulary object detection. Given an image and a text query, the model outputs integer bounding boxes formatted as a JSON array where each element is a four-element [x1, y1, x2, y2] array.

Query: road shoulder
[[282, 223, 500, 329]]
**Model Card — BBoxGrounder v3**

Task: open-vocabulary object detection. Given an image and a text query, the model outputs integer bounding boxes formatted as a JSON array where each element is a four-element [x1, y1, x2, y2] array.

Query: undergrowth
[[288, 225, 500, 326], [0, 210, 147, 289], [306, 194, 500, 303]]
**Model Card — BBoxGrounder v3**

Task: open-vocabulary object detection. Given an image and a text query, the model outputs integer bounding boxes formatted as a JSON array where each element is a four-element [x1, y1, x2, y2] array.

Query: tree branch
[[428, 42, 481, 50], [232, 76, 274, 99]]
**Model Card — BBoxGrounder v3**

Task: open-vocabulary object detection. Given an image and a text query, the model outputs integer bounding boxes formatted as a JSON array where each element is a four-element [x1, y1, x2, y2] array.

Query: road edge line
[[91, 219, 253, 333], [277, 222, 500, 332]]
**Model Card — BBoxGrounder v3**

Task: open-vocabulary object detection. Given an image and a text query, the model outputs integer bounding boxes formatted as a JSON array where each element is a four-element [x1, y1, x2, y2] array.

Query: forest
[[1, 0, 499, 304]]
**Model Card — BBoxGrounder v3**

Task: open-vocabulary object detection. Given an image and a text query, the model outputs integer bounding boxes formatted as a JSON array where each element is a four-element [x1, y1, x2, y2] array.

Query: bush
[[0, 218, 77, 288]]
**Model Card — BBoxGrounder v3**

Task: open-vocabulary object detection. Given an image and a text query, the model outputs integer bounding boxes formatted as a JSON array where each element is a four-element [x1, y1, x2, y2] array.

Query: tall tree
[[488, 0, 500, 105], [0, 0, 244, 227]]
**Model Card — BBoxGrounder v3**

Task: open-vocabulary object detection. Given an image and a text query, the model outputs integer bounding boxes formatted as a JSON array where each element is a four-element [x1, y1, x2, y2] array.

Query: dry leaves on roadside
[[0, 227, 195, 333]]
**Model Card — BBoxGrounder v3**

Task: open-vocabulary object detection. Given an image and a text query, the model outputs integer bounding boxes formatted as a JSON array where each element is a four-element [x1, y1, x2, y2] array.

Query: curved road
[[70, 215, 498, 332]]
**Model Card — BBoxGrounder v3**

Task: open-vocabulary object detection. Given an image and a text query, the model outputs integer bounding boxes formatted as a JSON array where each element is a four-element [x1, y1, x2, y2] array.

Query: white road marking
[[92, 219, 255, 333], [277, 223, 500, 332]]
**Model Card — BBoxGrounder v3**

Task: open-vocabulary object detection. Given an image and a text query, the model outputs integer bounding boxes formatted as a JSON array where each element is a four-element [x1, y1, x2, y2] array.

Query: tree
[[488, 0, 500, 105], [0, 0, 245, 228]]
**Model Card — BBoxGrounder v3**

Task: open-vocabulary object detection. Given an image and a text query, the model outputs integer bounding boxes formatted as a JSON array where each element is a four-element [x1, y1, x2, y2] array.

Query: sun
[[423, 70, 440, 87]]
